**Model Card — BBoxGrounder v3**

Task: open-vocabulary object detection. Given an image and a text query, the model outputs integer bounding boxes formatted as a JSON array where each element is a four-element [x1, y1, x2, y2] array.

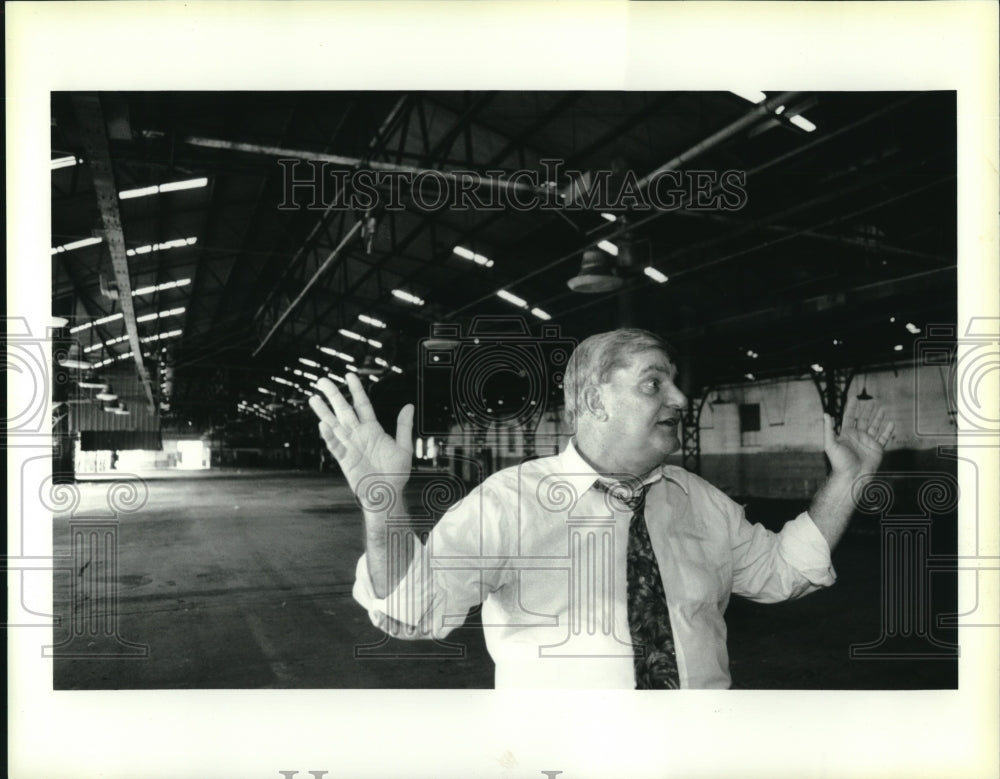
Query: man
[[309, 328, 894, 688]]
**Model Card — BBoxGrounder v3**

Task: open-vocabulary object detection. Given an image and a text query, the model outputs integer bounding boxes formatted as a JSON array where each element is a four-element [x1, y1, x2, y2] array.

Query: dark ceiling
[[51, 90, 956, 431]]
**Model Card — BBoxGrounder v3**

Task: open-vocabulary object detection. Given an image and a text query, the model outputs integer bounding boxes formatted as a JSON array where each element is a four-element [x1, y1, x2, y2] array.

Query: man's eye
[[642, 380, 660, 393]]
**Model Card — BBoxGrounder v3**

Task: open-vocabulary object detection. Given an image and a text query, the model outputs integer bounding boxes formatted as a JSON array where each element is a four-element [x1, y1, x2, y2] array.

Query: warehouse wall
[[697, 364, 954, 497], [438, 362, 955, 499]]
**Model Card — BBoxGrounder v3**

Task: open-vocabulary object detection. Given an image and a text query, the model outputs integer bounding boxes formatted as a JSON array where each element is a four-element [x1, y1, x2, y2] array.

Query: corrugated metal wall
[[71, 365, 162, 451]]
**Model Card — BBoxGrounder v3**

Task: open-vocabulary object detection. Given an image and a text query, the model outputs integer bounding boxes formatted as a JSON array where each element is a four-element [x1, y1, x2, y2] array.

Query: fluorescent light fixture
[[531, 307, 551, 321], [452, 246, 494, 268], [374, 357, 404, 374], [496, 290, 527, 309], [391, 289, 425, 306], [345, 364, 358, 373], [78, 381, 107, 390], [258, 387, 275, 395], [116, 352, 134, 361], [810, 363, 824, 372], [893, 344, 904, 352], [327, 374, 346, 384], [358, 314, 386, 328], [120, 177, 209, 200], [96, 392, 118, 401], [600, 213, 617, 222], [745, 373, 756, 381], [644, 266, 668, 284], [889, 316, 896, 323], [597, 240, 619, 257], [50, 316, 69, 328], [71, 311, 124, 333], [113, 407, 130, 416], [126, 237, 198, 257], [140, 329, 183, 344], [132, 278, 191, 297], [52, 236, 102, 255], [832, 339, 841, 346], [774, 105, 786, 115], [159, 177, 209, 193], [136, 306, 185, 324], [369, 375, 380, 383], [119, 185, 159, 200], [298, 357, 321, 369], [318, 346, 354, 363], [337, 329, 381, 348], [789, 114, 817, 132], [272, 376, 296, 387], [730, 90, 767, 104], [58, 358, 93, 370], [301, 371, 318, 381], [84, 334, 129, 353], [51, 155, 82, 170], [905, 323, 921, 334]]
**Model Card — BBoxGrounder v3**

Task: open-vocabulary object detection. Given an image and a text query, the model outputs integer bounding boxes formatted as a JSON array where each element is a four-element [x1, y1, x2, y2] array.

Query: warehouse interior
[[48, 90, 961, 689]]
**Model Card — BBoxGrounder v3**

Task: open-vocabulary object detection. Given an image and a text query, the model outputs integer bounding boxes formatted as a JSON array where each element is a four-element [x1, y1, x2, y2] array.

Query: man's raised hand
[[823, 394, 895, 479], [309, 373, 415, 494]]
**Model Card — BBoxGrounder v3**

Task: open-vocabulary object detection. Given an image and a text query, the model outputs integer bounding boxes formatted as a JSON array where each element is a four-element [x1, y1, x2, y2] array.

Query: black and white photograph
[[7, 3, 999, 779]]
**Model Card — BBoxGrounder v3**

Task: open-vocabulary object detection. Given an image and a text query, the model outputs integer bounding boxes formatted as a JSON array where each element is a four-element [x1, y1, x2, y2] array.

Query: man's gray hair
[[562, 328, 674, 428]]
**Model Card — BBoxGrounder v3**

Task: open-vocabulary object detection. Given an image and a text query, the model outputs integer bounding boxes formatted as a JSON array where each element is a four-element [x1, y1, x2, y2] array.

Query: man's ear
[[582, 385, 608, 422]]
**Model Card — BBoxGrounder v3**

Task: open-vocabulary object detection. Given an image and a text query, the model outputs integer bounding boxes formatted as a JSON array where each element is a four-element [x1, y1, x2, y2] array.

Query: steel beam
[[72, 94, 156, 409]]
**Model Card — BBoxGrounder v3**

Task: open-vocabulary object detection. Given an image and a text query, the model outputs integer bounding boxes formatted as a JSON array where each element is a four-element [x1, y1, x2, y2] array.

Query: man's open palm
[[309, 374, 414, 494], [823, 394, 894, 478]]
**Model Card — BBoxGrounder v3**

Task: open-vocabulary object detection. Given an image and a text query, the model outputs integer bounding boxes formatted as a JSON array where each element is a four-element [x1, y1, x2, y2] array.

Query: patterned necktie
[[595, 479, 680, 689]]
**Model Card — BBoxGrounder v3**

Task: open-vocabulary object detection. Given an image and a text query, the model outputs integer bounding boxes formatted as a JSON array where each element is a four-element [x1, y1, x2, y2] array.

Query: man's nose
[[666, 385, 687, 410]]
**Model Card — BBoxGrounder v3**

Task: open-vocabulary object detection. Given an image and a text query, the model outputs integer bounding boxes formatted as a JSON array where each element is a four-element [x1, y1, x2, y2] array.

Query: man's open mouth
[[657, 418, 679, 427]]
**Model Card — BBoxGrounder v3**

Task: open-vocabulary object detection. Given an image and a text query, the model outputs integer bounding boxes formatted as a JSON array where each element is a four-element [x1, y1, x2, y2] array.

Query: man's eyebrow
[[639, 363, 676, 377]]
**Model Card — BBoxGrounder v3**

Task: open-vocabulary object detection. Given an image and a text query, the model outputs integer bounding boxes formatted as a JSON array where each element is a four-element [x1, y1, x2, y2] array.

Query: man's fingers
[[318, 420, 348, 460], [855, 398, 875, 430], [841, 393, 859, 428], [346, 373, 377, 423], [876, 420, 895, 447], [395, 403, 415, 452], [308, 393, 338, 426], [867, 407, 886, 437], [822, 412, 836, 450], [315, 377, 359, 428]]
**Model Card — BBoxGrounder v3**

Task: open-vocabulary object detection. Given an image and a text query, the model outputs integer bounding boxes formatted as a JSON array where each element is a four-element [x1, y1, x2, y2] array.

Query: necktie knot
[[593, 479, 648, 512]]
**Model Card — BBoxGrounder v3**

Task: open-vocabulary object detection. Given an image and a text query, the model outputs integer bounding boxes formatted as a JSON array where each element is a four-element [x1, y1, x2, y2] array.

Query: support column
[[810, 366, 855, 432]]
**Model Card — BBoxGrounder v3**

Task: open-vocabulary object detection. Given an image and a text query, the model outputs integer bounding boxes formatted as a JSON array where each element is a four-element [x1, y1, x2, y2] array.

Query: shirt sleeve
[[729, 508, 837, 603], [351, 483, 510, 640]]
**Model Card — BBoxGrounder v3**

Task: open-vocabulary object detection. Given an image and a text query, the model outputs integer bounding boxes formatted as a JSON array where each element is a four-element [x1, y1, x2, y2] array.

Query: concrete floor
[[52, 470, 958, 690]]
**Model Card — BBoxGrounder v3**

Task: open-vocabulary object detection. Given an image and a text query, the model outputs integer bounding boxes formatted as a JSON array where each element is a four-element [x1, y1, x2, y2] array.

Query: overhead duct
[[567, 248, 624, 294]]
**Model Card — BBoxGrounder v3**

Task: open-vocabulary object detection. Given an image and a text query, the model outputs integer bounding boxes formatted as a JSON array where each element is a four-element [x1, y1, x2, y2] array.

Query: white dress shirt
[[353, 441, 836, 689]]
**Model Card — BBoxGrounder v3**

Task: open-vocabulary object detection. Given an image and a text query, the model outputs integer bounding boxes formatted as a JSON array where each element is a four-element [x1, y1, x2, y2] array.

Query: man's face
[[595, 348, 688, 467]]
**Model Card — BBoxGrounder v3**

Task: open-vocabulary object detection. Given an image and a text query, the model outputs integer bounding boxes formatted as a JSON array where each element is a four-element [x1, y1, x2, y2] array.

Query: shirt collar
[[558, 439, 689, 496]]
